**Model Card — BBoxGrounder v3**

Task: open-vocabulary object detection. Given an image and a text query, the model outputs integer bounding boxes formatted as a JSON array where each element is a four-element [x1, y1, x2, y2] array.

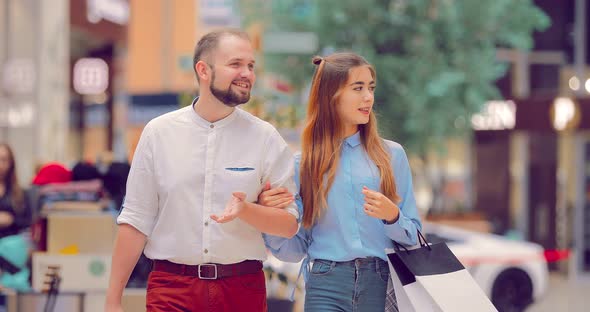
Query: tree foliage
[[241, 0, 549, 154]]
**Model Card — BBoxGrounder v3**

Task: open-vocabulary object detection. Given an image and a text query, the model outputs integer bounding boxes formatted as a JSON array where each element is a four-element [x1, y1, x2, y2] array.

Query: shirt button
[[210, 124, 214, 128], [204, 221, 209, 226], [204, 249, 208, 254]]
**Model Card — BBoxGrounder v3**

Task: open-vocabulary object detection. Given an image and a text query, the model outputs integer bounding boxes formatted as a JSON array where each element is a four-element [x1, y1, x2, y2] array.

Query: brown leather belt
[[152, 259, 262, 280]]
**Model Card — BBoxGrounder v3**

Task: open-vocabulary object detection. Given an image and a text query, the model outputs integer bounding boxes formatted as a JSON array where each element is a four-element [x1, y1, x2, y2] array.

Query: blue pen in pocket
[[225, 167, 255, 172]]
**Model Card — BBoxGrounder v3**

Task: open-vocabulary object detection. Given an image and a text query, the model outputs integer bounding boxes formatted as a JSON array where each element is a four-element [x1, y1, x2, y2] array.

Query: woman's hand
[[257, 182, 294, 208], [361, 186, 399, 223], [0, 211, 14, 228]]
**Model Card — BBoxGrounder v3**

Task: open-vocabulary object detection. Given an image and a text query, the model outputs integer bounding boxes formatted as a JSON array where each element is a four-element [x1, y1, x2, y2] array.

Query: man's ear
[[195, 60, 210, 81]]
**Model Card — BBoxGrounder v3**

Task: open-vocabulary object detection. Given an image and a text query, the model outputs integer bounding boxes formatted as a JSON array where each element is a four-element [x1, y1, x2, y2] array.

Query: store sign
[[200, 0, 239, 26], [263, 32, 318, 54], [86, 0, 129, 25], [1, 58, 36, 95], [551, 97, 580, 131], [73, 58, 109, 95], [0, 101, 35, 128], [471, 100, 516, 130]]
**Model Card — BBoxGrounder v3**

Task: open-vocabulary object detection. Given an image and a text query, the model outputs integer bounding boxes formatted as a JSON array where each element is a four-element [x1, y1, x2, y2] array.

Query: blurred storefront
[[0, 0, 130, 181], [68, 0, 129, 164], [468, 0, 590, 279], [0, 0, 69, 183], [0, 0, 240, 179], [471, 91, 590, 279]]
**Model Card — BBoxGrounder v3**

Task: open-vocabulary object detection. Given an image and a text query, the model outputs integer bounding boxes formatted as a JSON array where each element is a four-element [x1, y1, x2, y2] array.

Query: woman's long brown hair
[[0, 143, 24, 213], [300, 53, 400, 228]]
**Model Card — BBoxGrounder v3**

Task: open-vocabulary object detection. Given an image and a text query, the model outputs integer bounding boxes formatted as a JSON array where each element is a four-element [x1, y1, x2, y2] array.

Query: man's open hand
[[211, 192, 248, 223]]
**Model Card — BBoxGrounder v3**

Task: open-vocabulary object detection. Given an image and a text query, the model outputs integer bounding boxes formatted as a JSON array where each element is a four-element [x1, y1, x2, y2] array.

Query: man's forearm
[[105, 224, 147, 306], [239, 202, 298, 238]]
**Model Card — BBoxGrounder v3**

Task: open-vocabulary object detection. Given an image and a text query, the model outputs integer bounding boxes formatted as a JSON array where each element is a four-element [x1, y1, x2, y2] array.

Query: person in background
[[261, 52, 422, 311], [0, 143, 30, 303], [0, 143, 26, 239]]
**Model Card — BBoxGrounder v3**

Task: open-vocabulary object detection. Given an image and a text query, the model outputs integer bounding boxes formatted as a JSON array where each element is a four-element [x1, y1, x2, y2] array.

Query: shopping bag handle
[[392, 229, 432, 252], [392, 240, 409, 252], [417, 230, 432, 250]]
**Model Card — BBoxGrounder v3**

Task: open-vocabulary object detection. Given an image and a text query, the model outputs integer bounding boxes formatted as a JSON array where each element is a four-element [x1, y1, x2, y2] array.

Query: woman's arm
[[382, 145, 422, 246], [259, 185, 310, 261], [263, 225, 311, 263], [259, 154, 311, 262]]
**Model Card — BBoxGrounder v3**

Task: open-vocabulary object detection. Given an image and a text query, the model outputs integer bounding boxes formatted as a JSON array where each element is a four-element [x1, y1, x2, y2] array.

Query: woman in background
[[0, 143, 30, 297], [0, 143, 25, 238]]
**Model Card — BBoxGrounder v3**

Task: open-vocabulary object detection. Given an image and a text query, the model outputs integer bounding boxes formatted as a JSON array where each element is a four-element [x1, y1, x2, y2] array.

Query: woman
[[0, 143, 25, 238], [0, 143, 30, 295], [262, 53, 422, 311]]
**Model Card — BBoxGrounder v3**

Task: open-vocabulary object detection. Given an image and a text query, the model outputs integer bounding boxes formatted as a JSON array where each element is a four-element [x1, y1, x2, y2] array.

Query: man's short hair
[[193, 28, 250, 81]]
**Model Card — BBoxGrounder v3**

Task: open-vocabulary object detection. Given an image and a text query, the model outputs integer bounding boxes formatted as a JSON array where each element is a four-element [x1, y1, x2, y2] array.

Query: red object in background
[[458, 249, 571, 266], [274, 80, 293, 93], [30, 218, 47, 252], [543, 249, 570, 262], [32, 162, 72, 185]]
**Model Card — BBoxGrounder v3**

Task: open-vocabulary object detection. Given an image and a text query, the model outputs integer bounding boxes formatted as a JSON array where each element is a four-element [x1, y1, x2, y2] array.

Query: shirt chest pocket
[[218, 167, 261, 202]]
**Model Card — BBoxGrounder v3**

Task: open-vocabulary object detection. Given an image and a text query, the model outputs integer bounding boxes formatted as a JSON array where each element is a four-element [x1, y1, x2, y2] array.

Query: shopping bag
[[385, 231, 497, 312], [0, 234, 31, 291], [384, 277, 399, 312]]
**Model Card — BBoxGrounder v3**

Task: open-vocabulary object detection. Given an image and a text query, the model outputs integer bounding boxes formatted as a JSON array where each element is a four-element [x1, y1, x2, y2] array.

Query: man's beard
[[210, 71, 251, 107]]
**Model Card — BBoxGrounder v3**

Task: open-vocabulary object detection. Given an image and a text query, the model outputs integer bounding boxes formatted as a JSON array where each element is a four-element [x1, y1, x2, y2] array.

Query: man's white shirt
[[117, 104, 299, 265]]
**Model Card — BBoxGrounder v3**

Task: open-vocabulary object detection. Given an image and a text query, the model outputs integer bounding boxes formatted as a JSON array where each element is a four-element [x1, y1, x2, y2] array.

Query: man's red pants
[[146, 269, 268, 311]]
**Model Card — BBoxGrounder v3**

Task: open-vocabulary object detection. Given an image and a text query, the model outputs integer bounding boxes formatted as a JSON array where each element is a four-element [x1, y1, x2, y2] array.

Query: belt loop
[[376, 257, 386, 273]]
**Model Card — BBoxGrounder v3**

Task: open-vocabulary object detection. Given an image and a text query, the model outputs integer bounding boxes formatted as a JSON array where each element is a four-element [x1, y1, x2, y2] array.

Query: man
[[105, 29, 298, 312]]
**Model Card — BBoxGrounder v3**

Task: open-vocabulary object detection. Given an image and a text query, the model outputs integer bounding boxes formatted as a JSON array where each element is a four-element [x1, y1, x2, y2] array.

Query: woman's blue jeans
[[305, 257, 389, 312]]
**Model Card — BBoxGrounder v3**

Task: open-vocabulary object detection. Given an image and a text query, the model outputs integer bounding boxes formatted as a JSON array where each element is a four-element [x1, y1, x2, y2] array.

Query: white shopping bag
[[385, 231, 497, 312]]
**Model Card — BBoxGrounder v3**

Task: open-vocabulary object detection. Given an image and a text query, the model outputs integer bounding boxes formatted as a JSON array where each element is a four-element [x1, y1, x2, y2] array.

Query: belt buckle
[[198, 264, 218, 280]]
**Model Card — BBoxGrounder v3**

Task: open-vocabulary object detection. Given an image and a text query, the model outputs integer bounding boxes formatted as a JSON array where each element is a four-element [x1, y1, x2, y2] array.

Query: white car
[[424, 223, 549, 312]]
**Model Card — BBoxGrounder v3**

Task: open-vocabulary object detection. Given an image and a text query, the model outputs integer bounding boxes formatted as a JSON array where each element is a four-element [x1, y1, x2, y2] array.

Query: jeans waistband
[[314, 257, 388, 270]]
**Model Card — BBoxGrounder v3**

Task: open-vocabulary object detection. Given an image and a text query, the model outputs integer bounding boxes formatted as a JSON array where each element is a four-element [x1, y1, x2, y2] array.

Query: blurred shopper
[[0, 143, 26, 239], [261, 53, 422, 311], [102, 161, 130, 211], [0, 143, 31, 298], [105, 28, 299, 312]]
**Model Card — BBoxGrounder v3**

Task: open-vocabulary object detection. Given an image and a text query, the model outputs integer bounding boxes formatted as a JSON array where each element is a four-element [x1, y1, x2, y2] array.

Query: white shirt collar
[[189, 97, 240, 129]]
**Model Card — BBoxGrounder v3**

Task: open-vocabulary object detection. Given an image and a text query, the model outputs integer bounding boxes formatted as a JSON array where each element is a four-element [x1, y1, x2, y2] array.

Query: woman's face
[[335, 65, 375, 137], [0, 145, 12, 178]]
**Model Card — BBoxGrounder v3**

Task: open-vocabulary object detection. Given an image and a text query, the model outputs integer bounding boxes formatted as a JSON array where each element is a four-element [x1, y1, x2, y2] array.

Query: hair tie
[[312, 56, 323, 66]]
